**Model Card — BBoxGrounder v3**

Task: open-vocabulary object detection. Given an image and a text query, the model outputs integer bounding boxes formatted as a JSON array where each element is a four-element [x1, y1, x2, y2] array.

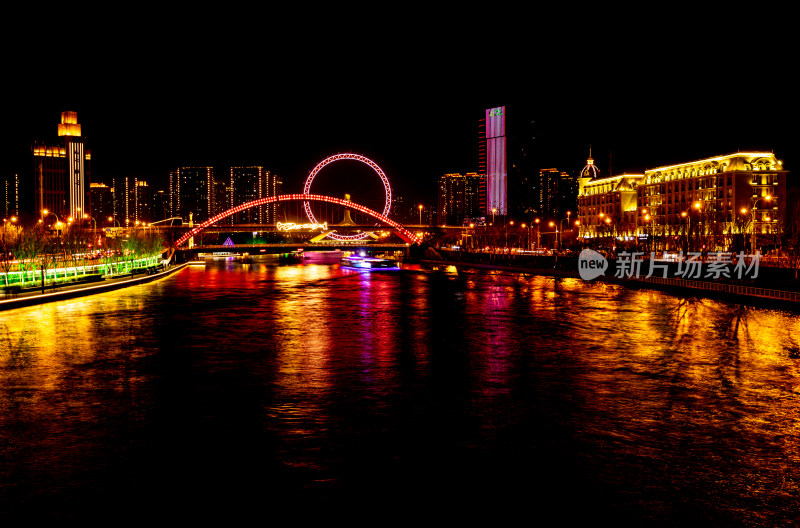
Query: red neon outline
[[173, 194, 420, 247], [302, 153, 392, 241]]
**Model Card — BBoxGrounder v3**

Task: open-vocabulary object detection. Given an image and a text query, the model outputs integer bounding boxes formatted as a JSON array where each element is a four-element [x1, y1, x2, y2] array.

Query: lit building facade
[[2, 173, 19, 220], [32, 111, 91, 220], [636, 152, 787, 250], [170, 167, 214, 223], [437, 172, 485, 226], [577, 173, 644, 240], [229, 166, 279, 224], [110, 177, 155, 225], [538, 168, 561, 219], [89, 183, 113, 224], [577, 152, 788, 251], [485, 106, 507, 216]]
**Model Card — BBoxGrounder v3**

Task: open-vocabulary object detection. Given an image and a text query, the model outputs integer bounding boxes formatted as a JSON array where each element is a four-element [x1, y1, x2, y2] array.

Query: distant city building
[[169, 167, 214, 223], [153, 190, 170, 221], [110, 177, 155, 225], [89, 182, 113, 224], [539, 168, 560, 219], [485, 106, 507, 216], [31, 111, 91, 220], [437, 172, 485, 225], [2, 173, 19, 220], [212, 178, 229, 223], [229, 166, 279, 224]]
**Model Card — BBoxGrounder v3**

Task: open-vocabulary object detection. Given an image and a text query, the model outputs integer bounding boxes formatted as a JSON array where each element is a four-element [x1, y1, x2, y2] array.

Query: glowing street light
[[749, 195, 772, 253]]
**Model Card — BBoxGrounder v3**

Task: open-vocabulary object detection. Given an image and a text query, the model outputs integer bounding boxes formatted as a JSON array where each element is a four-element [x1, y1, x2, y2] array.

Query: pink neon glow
[[302, 153, 392, 241], [173, 194, 419, 247]]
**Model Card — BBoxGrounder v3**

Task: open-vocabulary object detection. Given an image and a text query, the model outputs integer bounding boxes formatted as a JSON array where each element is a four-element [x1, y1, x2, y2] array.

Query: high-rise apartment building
[[169, 167, 214, 223], [31, 111, 91, 220], [153, 190, 169, 221], [539, 168, 560, 219], [229, 166, 280, 224], [2, 173, 19, 220], [437, 172, 485, 226], [89, 182, 113, 224], [538, 168, 579, 221], [109, 177, 155, 225]]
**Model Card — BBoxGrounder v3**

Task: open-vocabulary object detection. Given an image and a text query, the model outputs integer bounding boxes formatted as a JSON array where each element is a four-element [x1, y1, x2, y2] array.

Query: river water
[[1, 260, 799, 525]]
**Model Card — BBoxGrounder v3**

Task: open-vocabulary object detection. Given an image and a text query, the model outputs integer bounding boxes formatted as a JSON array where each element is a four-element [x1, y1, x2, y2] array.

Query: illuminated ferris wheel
[[302, 153, 392, 241]]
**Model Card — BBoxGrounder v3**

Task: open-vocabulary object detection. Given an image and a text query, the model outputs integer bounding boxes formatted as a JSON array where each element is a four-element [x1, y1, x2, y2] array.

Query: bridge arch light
[[173, 194, 419, 247], [303, 153, 392, 241]]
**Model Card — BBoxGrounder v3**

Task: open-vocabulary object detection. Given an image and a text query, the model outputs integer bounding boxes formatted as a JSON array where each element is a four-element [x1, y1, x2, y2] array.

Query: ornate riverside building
[[577, 151, 788, 251], [577, 150, 643, 241], [636, 152, 787, 250]]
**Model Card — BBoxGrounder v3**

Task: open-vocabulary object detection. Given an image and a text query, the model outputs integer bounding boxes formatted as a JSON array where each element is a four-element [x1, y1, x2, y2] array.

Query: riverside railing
[[1, 254, 162, 288]]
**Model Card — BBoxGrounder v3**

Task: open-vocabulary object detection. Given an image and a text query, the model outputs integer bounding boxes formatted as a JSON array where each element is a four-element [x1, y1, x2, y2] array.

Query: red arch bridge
[[173, 194, 421, 247]]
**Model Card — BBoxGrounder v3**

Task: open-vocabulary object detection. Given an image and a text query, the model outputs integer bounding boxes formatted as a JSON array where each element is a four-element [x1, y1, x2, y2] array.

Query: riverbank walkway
[[0, 261, 193, 312]]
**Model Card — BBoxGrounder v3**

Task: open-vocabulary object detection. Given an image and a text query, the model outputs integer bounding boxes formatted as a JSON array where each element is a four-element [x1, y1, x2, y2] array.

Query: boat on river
[[340, 255, 400, 271], [277, 249, 305, 263]]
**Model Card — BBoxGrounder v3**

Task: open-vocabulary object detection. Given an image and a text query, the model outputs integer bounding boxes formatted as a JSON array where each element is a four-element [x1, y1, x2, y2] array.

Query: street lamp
[[558, 212, 571, 252], [418, 204, 423, 225], [749, 195, 772, 254], [42, 209, 63, 234], [83, 214, 97, 240]]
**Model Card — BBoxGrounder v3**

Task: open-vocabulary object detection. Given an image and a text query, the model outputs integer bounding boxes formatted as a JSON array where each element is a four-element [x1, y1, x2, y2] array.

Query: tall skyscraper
[[539, 168, 560, 219], [153, 190, 169, 221], [2, 173, 19, 220], [89, 182, 113, 224], [32, 111, 91, 220], [485, 106, 507, 216], [230, 166, 280, 224], [437, 172, 485, 225], [537, 168, 578, 221], [169, 167, 214, 223]]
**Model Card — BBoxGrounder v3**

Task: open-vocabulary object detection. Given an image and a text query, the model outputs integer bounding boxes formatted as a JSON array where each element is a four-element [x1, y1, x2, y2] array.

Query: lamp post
[[42, 209, 63, 235], [83, 214, 96, 239], [521, 223, 528, 250], [108, 216, 121, 228], [747, 195, 772, 254], [558, 212, 571, 252], [535, 218, 540, 249], [418, 204, 423, 226]]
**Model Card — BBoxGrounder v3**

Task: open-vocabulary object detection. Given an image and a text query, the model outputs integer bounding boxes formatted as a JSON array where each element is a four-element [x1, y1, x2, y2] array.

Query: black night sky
[[3, 10, 796, 211]]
